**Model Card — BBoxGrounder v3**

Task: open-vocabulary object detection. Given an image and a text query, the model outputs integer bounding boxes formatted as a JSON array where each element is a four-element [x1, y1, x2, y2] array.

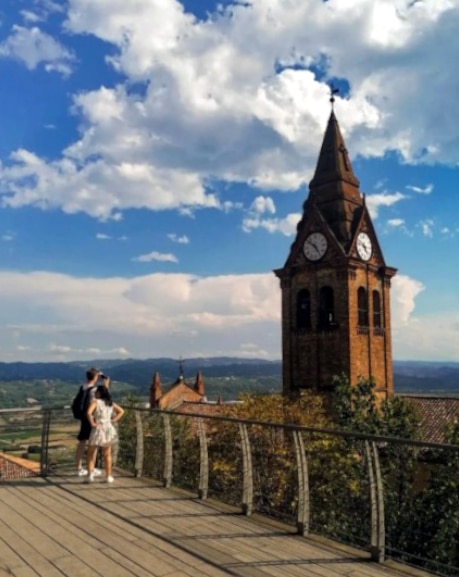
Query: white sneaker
[[85, 474, 95, 483], [93, 468, 102, 477], [106, 475, 114, 484], [77, 468, 88, 477]]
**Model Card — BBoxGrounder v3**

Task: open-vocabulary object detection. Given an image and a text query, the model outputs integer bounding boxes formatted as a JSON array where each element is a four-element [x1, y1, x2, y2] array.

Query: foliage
[[116, 380, 459, 577], [408, 421, 459, 574]]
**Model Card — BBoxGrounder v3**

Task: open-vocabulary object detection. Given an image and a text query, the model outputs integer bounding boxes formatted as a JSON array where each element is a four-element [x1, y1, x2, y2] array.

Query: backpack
[[71, 386, 90, 420]]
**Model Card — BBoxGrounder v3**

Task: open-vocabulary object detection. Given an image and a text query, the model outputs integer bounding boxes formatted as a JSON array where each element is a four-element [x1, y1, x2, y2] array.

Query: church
[[274, 99, 396, 398]]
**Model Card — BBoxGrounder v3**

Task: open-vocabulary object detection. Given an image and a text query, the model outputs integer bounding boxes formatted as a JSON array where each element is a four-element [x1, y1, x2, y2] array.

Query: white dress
[[88, 399, 118, 447]]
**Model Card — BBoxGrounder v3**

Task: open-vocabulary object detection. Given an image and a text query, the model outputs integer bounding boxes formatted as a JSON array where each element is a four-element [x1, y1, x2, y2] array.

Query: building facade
[[274, 108, 396, 398]]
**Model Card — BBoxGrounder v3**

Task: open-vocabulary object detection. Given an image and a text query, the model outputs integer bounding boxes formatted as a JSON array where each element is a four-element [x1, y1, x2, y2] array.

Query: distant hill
[[0, 358, 458, 396]]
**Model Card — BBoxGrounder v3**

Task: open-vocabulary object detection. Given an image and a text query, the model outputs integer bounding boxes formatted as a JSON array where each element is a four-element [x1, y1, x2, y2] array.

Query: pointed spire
[[194, 370, 205, 397], [150, 372, 162, 408], [309, 110, 360, 189], [305, 107, 363, 247]]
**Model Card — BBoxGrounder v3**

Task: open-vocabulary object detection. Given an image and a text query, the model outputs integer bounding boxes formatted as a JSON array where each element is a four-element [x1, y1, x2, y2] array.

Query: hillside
[[0, 358, 458, 409]]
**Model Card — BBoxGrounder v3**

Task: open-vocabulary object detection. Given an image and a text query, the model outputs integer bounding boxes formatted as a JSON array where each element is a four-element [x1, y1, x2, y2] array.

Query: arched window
[[296, 289, 311, 330], [318, 286, 335, 328], [357, 287, 369, 327], [373, 290, 382, 328]]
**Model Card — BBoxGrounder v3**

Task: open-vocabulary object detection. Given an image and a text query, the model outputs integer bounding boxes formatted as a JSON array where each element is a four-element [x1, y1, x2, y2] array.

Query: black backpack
[[71, 386, 90, 420]]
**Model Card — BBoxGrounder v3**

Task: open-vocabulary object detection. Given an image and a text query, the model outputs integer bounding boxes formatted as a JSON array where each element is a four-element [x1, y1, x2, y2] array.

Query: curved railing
[[1, 405, 459, 576]]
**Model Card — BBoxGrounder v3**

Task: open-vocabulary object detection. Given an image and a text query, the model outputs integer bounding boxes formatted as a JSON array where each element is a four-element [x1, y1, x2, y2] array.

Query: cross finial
[[329, 83, 339, 108], [177, 356, 185, 378]]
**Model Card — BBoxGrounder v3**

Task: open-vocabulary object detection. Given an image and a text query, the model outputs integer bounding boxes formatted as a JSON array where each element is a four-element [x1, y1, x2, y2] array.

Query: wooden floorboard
[[0, 474, 434, 577]]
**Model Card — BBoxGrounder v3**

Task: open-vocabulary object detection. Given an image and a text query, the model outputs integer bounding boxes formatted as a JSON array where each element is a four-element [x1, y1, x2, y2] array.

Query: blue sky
[[0, 0, 458, 363]]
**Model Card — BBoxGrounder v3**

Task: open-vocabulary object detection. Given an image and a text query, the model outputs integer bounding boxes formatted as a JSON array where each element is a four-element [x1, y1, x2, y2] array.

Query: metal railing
[[1, 405, 459, 576]]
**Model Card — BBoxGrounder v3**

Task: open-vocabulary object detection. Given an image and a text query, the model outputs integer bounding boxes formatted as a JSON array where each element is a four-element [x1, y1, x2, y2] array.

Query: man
[[75, 367, 110, 476]]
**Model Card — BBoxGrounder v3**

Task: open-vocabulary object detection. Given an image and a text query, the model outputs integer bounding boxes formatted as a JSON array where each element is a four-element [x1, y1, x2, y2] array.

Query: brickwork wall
[[280, 262, 393, 397]]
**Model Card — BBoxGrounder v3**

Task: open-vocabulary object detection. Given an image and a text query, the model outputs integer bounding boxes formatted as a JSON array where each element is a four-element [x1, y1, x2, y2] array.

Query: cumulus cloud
[[250, 196, 276, 215], [96, 233, 110, 240], [0, 25, 75, 75], [0, 270, 281, 361], [391, 274, 425, 325], [242, 212, 301, 236], [133, 251, 178, 263], [0, 267, 454, 361], [0, 0, 456, 218]]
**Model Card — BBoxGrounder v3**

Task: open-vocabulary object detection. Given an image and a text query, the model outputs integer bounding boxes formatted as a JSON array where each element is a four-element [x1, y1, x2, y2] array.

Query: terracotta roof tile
[[400, 395, 459, 444]]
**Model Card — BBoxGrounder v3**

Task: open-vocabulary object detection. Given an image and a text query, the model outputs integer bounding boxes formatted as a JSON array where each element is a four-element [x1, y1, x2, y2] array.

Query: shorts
[[77, 418, 92, 441]]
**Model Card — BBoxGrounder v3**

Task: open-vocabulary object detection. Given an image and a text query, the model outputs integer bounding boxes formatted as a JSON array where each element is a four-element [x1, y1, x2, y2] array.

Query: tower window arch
[[318, 286, 335, 329], [296, 289, 311, 330], [373, 290, 382, 328], [357, 287, 369, 327]]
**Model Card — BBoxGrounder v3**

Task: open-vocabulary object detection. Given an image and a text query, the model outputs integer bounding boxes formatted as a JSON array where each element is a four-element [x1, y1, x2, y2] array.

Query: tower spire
[[307, 101, 362, 246]]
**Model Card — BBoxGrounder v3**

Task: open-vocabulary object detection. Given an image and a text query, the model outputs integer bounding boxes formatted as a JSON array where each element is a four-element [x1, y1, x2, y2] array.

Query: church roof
[[309, 110, 360, 190], [401, 395, 459, 444], [304, 110, 364, 248]]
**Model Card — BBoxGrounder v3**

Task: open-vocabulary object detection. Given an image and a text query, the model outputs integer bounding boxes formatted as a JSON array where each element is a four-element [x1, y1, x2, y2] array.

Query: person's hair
[[86, 367, 99, 382], [95, 385, 113, 406]]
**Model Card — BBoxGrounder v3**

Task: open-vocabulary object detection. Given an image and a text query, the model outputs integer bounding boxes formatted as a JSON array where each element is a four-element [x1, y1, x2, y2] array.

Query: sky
[[0, 0, 458, 364]]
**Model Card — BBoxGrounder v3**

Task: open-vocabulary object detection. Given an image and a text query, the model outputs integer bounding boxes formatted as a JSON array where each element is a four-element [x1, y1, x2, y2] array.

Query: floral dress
[[88, 399, 118, 447]]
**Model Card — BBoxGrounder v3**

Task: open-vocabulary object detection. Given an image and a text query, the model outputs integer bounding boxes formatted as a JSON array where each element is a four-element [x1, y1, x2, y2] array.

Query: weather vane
[[329, 83, 339, 108], [177, 356, 185, 377]]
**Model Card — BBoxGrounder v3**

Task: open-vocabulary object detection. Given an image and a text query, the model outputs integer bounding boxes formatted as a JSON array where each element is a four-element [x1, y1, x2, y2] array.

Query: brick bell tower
[[274, 99, 396, 398]]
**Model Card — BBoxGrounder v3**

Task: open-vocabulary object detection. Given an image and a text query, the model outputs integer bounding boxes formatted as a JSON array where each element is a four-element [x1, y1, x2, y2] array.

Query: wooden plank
[[0, 477, 437, 577]]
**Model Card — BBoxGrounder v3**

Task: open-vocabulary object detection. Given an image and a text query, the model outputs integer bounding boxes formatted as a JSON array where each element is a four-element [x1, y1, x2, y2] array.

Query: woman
[[85, 385, 124, 483]]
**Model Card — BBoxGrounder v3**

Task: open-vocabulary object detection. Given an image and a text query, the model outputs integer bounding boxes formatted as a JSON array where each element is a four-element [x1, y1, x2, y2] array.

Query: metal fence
[[1, 405, 458, 576]]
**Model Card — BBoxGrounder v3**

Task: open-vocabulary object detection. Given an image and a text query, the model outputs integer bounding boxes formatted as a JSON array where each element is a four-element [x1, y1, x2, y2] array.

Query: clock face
[[356, 232, 372, 261], [303, 232, 328, 261]]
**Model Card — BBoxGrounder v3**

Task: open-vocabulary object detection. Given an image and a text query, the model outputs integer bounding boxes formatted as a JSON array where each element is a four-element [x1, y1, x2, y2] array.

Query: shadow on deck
[[0, 473, 432, 577]]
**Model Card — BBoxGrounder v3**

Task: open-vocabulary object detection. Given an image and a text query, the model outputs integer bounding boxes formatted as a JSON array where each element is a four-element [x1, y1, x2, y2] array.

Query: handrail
[[1, 404, 458, 577]]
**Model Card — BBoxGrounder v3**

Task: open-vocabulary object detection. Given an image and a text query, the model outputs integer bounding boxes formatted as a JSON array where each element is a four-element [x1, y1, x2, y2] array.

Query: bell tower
[[274, 101, 396, 398]]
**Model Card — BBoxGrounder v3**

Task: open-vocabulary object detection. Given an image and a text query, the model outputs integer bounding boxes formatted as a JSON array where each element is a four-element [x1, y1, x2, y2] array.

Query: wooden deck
[[0, 473, 428, 577]]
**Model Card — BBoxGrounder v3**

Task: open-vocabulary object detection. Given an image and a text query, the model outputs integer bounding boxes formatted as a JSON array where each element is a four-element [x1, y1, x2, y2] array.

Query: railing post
[[366, 440, 385, 562], [162, 413, 173, 488], [134, 410, 144, 478], [372, 441, 385, 563], [40, 408, 51, 477], [239, 423, 253, 516], [293, 430, 310, 536], [197, 418, 209, 500]]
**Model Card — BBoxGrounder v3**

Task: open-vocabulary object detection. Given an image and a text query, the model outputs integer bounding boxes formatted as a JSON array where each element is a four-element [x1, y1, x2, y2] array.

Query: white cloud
[[406, 184, 434, 194], [0, 147, 218, 220], [0, 0, 455, 218], [49, 343, 130, 357], [387, 218, 405, 228], [168, 234, 189, 244], [0, 25, 75, 75], [0, 270, 281, 361], [0, 269, 454, 362], [133, 251, 178, 263], [365, 192, 406, 219], [250, 196, 276, 215], [20, 11, 42, 23], [419, 219, 435, 238], [242, 212, 301, 236], [2, 233, 14, 241], [391, 274, 425, 324], [96, 233, 110, 240]]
